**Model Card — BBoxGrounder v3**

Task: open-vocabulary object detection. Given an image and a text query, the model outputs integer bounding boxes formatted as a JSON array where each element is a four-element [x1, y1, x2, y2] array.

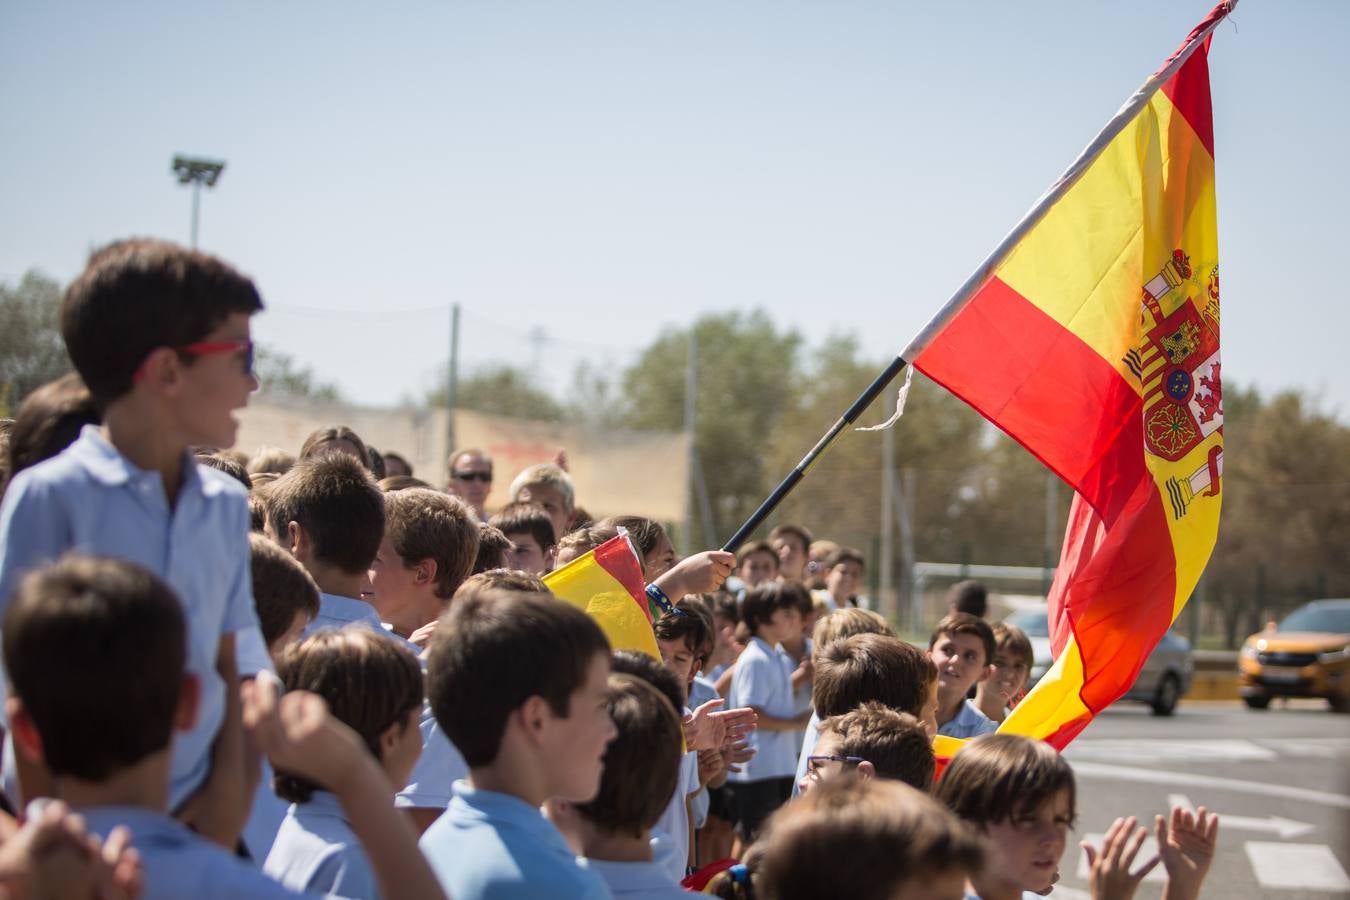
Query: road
[[1050, 699, 1350, 899]]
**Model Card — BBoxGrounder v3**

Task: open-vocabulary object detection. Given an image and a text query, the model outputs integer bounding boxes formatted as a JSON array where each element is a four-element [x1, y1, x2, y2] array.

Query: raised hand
[[683, 699, 757, 751], [1158, 805, 1218, 900], [1081, 816, 1159, 900]]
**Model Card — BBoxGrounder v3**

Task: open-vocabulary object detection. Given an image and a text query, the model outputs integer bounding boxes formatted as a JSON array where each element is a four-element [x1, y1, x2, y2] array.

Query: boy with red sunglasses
[[0, 238, 269, 848]]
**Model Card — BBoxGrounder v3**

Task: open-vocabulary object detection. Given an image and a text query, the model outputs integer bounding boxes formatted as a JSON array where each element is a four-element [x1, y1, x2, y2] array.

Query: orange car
[[1238, 599, 1350, 711]]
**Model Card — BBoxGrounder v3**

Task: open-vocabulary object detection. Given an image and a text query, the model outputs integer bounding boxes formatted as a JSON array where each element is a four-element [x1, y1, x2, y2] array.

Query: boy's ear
[[516, 695, 553, 746], [6, 698, 44, 764], [286, 521, 309, 560], [139, 347, 185, 393], [855, 760, 876, 780], [415, 558, 437, 587], [975, 664, 993, 684], [176, 673, 202, 733]]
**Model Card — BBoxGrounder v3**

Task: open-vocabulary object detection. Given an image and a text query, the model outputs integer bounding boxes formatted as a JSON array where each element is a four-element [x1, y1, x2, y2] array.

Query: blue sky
[[3, 2, 1345, 420]]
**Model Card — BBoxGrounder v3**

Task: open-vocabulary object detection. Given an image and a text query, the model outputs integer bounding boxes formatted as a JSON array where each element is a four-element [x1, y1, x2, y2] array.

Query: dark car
[[1005, 608, 1194, 716]]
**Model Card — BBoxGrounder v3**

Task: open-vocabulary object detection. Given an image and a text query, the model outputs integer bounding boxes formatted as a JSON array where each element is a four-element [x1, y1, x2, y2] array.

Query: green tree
[[620, 310, 801, 548], [0, 270, 72, 415], [254, 345, 344, 404], [1205, 387, 1350, 645], [427, 364, 565, 422]]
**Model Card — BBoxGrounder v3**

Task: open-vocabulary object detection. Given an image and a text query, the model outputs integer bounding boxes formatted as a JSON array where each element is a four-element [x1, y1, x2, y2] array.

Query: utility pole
[[683, 331, 698, 556], [171, 155, 225, 248], [1043, 470, 1059, 596], [446, 303, 460, 464]]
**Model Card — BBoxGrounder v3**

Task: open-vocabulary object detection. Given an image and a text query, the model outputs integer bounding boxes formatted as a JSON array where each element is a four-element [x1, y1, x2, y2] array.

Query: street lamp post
[[171, 155, 225, 249]]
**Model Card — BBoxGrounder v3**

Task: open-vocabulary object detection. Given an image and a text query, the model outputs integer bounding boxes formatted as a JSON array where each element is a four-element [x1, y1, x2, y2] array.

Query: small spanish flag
[[544, 533, 661, 659]]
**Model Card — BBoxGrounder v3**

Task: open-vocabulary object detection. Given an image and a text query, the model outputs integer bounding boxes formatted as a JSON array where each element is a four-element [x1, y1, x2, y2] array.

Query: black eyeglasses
[[451, 470, 492, 483], [805, 754, 865, 779]]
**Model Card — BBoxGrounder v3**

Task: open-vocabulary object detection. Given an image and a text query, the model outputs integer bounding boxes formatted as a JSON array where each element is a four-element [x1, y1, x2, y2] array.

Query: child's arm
[[789, 657, 813, 692], [652, 551, 735, 599], [245, 681, 446, 900], [175, 633, 249, 848], [1081, 816, 1160, 900], [745, 707, 811, 732], [1157, 805, 1218, 900]]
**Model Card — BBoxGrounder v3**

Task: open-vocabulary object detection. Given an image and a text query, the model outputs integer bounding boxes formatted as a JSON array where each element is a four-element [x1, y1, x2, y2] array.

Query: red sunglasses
[[132, 340, 255, 383]]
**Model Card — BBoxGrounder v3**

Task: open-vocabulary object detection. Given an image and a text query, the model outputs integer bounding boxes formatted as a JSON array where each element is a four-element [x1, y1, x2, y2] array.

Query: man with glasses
[[446, 448, 492, 521]]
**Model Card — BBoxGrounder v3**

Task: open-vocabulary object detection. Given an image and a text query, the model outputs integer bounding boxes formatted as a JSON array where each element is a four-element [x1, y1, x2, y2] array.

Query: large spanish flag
[[910, 2, 1231, 749], [544, 533, 661, 659]]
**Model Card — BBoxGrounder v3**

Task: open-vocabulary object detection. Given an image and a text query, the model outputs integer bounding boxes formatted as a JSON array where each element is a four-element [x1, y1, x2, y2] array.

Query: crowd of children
[[0, 239, 1221, 899]]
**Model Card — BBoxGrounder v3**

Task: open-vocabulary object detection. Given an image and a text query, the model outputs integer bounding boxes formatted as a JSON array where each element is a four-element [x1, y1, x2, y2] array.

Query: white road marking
[[1066, 738, 1276, 763], [1070, 760, 1350, 810], [1244, 842, 1350, 891], [1076, 833, 1166, 883], [1167, 793, 1314, 838]]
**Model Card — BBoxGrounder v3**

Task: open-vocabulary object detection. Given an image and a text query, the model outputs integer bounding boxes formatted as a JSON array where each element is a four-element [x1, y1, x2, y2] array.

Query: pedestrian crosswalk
[[1064, 737, 1350, 764]]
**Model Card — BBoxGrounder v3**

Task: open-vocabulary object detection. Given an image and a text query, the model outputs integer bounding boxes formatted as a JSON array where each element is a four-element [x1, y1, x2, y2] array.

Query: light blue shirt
[[650, 749, 700, 881], [726, 637, 797, 781], [265, 790, 378, 899], [0, 427, 265, 810], [396, 716, 469, 813], [792, 710, 822, 797], [79, 806, 317, 899], [587, 859, 688, 899], [420, 781, 611, 900], [686, 676, 719, 829], [297, 602, 467, 817], [939, 699, 999, 739], [243, 757, 289, 864], [304, 592, 383, 636]]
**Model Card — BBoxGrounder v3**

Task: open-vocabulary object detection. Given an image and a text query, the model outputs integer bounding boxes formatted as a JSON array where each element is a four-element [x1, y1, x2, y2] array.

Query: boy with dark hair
[[247, 533, 320, 665], [799, 703, 935, 794], [975, 622, 1035, 723], [945, 578, 989, 619], [489, 502, 558, 576], [371, 488, 479, 639], [768, 524, 812, 583], [242, 532, 321, 861], [735, 541, 778, 590], [263, 453, 385, 636], [195, 451, 251, 489], [420, 589, 617, 898], [2, 372, 100, 488], [574, 674, 689, 899], [928, 612, 999, 738], [381, 451, 413, 479], [811, 633, 937, 726], [472, 522, 512, 574], [265, 629, 425, 898], [3, 554, 445, 900], [819, 546, 866, 610], [298, 425, 371, 470], [726, 583, 810, 844], [0, 238, 268, 844], [753, 777, 984, 900]]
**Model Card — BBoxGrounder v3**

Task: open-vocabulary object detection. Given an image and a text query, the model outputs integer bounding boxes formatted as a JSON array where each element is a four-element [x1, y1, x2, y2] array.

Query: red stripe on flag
[[1049, 479, 1178, 718], [915, 277, 1144, 527], [593, 537, 650, 618], [1160, 37, 1215, 159]]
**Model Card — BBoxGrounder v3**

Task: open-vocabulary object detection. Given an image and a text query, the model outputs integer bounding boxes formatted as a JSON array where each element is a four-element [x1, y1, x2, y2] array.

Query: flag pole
[[721, 355, 908, 552], [719, 0, 1236, 554]]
